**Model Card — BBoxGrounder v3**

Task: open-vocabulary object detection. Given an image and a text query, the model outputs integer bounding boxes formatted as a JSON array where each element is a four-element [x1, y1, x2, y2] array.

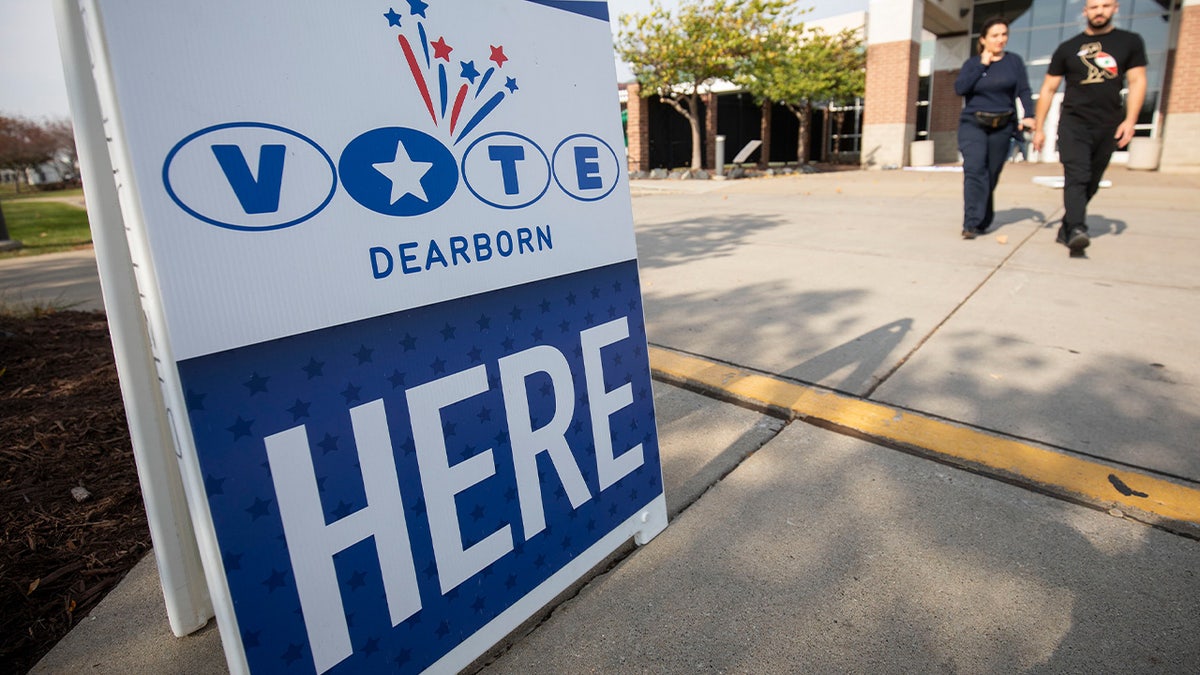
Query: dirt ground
[[0, 310, 149, 673]]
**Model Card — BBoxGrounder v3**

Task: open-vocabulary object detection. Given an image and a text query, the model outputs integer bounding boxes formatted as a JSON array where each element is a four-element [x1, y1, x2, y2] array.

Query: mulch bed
[[0, 310, 150, 673]]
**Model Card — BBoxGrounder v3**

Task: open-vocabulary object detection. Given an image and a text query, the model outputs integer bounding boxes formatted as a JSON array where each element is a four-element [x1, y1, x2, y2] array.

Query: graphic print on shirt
[[1078, 42, 1119, 84]]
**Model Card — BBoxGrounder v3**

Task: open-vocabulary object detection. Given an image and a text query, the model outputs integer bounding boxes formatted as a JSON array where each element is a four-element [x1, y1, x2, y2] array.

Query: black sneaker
[[1055, 228, 1069, 245], [962, 230, 977, 240], [1067, 228, 1090, 252]]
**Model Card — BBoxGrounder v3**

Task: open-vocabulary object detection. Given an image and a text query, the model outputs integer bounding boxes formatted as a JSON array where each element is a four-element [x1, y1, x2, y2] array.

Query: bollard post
[[715, 135, 726, 176]]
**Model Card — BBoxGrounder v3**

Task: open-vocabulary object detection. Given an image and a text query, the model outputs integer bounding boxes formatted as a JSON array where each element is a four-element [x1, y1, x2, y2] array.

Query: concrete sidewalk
[[14, 163, 1200, 673]]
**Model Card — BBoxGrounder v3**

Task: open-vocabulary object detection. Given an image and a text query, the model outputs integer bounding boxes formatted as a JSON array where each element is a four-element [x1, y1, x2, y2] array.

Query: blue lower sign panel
[[178, 261, 661, 674]]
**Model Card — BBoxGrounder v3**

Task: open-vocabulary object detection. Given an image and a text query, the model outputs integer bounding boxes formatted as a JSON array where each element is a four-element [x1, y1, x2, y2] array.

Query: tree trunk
[[832, 111, 845, 162], [0, 203, 9, 241], [687, 92, 703, 171], [662, 93, 703, 171], [758, 101, 772, 169], [791, 104, 812, 165]]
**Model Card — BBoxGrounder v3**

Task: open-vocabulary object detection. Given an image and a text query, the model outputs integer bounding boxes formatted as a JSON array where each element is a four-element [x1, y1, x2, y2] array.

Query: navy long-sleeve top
[[955, 52, 1034, 120]]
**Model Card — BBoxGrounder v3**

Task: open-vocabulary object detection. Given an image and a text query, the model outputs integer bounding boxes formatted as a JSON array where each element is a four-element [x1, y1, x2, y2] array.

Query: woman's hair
[[977, 16, 1010, 52]]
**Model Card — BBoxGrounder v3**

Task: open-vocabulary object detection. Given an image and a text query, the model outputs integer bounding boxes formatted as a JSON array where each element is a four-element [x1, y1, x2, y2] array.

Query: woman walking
[[955, 16, 1035, 239]]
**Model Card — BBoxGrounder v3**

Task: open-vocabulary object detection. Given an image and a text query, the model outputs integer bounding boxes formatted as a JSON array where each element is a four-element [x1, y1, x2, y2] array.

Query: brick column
[[625, 82, 651, 173], [1161, 1, 1200, 170], [861, 0, 923, 169]]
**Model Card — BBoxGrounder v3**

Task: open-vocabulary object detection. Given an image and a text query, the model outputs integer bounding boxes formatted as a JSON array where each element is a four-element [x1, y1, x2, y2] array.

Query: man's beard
[[1088, 14, 1113, 30]]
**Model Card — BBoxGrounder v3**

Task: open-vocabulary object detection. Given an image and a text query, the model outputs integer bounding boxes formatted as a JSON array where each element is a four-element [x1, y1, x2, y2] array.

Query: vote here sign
[[75, 1, 666, 673]]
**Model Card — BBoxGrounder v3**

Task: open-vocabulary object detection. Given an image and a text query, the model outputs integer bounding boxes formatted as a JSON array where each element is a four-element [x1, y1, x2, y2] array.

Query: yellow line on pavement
[[649, 346, 1200, 532]]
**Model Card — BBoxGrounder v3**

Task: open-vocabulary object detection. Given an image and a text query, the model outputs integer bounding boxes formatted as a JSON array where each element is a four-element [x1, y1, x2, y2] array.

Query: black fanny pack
[[974, 110, 1013, 129]]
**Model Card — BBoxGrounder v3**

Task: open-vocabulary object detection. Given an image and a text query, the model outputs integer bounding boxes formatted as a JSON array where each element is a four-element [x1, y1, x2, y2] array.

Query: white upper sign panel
[[90, 0, 633, 360]]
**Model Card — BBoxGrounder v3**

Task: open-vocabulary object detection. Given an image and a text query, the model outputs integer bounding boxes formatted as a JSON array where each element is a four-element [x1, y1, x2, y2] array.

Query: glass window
[[1130, 15, 1170, 50], [1028, 26, 1063, 61], [1031, 0, 1063, 24], [1026, 63, 1049, 87], [1006, 28, 1031, 56]]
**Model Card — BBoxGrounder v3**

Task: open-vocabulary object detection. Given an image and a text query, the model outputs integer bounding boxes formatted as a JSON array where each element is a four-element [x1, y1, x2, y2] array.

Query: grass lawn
[[0, 197, 92, 259]]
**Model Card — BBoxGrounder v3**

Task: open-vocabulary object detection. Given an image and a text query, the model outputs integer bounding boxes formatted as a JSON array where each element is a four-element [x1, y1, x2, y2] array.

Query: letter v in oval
[[61, 1, 665, 673]]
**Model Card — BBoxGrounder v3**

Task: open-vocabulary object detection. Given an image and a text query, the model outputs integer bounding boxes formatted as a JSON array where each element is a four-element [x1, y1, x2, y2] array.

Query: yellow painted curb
[[649, 346, 1200, 532]]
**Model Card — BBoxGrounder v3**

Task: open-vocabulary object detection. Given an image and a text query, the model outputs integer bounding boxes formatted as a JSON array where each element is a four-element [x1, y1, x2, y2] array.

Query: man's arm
[[1115, 66, 1147, 148], [1032, 74, 1062, 152]]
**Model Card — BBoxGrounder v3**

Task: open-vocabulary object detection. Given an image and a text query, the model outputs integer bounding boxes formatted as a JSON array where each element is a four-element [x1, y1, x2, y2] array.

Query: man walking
[[1032, 0, 1147, 254]]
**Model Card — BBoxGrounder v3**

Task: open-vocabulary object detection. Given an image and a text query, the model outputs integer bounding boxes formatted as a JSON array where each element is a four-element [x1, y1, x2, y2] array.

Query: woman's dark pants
[[958, 118, 1013, 232]]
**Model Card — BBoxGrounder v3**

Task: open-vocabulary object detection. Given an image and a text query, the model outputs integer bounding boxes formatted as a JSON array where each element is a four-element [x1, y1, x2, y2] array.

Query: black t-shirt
[[1049, 28, 1148, 128]]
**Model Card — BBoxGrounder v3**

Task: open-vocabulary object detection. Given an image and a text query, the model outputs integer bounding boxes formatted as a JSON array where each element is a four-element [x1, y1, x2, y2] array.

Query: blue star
[[504, 76, 519, 93], [186, 389, 206, 411], [384, 7, 403, 26], [613, 280, 623, 292], [355, 344, 374, 364], [467, 346, 483, 363], [424, 560, 439, 579], [406, 0, 429, 18], [263, 569, 287, 592], [540, 299, 551, 313], [393, 650, 411, 667], [477, 406, 492, 422], [431, 357, 446, 374], [388, 369, 407, 388], [566, 292, 577, 306], [242, 629, 260, 648], [471, 504, 485, 521], [243, 372, 269, 395], [591, 286, 601, 299], [347, 570, 367, 590], [225, 551, 242, 570], [472, 595, 487, 612], [318, 433, 339, 454], [246, 497, 272, 520], [286, 399, 311, 421], [539, 381, 553, 397], [509, 305, 522, 320], [280, 642, 303, 665], [477, 314, 491, 330], [505, 574, 518, 589], [302, 357, 324, 379], [341, 382, 362, 404], [227, 416, 253, 440], [460, 60, 480, 83], [435, 621, 451, 638], [400, 333, 418, 351], [362, 636, 380, 655], [332, 500, 355, 519], [584, 312, 595, 325], [440, 322, 457, 341], [205, 474, 225, 496], [401, 437, 417, 455], [532, 327, 544, 341], [559, 320, 571, 333]]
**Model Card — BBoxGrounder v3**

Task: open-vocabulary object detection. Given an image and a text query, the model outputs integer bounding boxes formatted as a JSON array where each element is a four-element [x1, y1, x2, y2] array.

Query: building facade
[[625, 0, 1199, 172], [865, 0, 1199, 171]]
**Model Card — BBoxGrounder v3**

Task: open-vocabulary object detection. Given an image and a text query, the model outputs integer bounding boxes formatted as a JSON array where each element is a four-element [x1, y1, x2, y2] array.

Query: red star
[[431, 36, 453, 62], [489, 45, 508, 68]]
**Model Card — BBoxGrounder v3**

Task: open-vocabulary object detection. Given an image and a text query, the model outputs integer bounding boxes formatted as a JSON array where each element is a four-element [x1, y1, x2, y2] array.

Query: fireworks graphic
[[384, 1, 520, 145]]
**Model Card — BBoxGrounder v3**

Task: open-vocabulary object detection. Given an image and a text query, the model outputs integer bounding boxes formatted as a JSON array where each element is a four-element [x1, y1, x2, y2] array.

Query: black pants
[[1057, 119, 1117, 234], [958, 118, 1013, 232]]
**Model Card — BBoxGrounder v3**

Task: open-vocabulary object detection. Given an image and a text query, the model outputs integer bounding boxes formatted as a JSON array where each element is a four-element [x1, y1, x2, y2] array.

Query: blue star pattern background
[[177, 260, 661, 674]]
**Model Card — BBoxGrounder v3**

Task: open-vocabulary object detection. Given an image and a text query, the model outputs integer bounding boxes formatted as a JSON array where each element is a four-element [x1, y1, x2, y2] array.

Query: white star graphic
[[373, 140, 434, 204]]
